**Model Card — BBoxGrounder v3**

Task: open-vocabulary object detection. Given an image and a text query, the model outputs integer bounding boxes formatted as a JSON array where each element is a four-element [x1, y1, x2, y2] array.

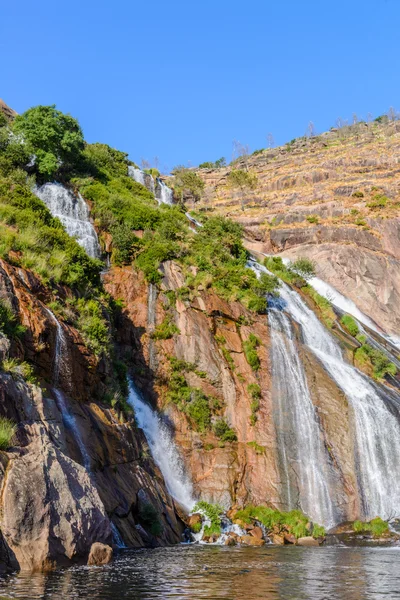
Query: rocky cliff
[[190, 121, 400, 337], [0, 260, 184, 572]]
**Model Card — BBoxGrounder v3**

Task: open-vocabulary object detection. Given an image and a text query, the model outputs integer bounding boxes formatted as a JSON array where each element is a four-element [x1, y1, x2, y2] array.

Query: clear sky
[[1, 0, 398, 172]]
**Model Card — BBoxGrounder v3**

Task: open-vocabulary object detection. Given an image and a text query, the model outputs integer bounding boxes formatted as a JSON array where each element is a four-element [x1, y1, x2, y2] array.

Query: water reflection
[[1, 545, 400, 599]]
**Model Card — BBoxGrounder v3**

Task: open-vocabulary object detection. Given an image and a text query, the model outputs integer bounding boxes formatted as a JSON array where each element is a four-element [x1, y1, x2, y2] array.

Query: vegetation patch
[[243, 333, 261, 371], [234, 505, 325, 539], [1, 358, 37, 384], [340, 314, 359, 337], [246, 441, 266, 455], [247, 383, 261, 425], [212, 419, 237, 442], [0, 299, 25, 339], [0, 417, 16, 450], [353, 517, 389, 538], [355, 344, 397, 380], [151, 316, 180, 340], [193, 501, 224, 537]]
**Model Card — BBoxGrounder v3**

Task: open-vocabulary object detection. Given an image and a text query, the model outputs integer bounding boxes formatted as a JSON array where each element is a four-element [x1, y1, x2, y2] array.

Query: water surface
[[1, 545, 400, 599]]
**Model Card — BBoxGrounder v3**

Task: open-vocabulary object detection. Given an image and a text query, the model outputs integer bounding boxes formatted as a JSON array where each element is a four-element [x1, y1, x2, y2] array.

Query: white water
[[157, 180, 174, 205], [257, 262, 400, 521], [33, 183, 100, 258], [185, 212, 203, 229], [127, 379, 195, 512], [128, 166, 146, 186], [45, 307, 91, 471]]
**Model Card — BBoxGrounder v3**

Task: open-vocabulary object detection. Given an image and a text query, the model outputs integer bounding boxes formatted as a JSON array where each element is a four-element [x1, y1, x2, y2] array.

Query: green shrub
[[234, 506, 321, 539], [352, 517, 389, 538], [0, 299, 25, 339], [355, 343, 397, 380], [1, 358, 37, 383], [12, 105, 84, 178], [213, 419, 237, 442], [75, 298, 111, 356], [172, 168, 205, 200], [247, 383, 261, 425], [185, 391, 211, 432], [191, 521, 202, 533], [306, 215, 319, 224], [352, 191, 364, 198], [0, 417, 16, 450], [367, 194, 388, 209], [289, 257, 316, 280], [139, 502, 163, 536], [246, 441, 265, 454], [193, 501, 224, 536], [227, 169, 258, 191], [243, 334, 261, 371], [151, 316, 180, 340], [312, 524, 326, 538], [340, 314, 359, 337]]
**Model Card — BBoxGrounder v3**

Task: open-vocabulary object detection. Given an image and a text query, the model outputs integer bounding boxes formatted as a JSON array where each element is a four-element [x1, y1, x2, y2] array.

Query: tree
[[12, 105, 84, 178], [289, 257, 316, 280], [173, 168, 205, 202], [227, 169, 258, 210], [267, 132, 275, 148]]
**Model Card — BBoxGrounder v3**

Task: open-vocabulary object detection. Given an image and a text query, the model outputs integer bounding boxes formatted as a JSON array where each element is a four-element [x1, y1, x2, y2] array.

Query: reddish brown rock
[[297, 536, 320, 547], [240, 535, 265, 546]]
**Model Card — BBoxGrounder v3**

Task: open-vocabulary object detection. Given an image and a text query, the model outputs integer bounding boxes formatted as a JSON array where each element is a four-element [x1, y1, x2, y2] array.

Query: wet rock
[[240, 535, 265, 546], [283, 533, 297, 545], [87, 543, 113, 566], [250, 526, 263, 540], [297, 536, 320, 547], [272, 534, 285, 545], [188, 513, 202, 528]]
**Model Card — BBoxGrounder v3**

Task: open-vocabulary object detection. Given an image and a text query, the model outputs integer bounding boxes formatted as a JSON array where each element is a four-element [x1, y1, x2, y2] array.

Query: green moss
[[246, 441, 266, 455]]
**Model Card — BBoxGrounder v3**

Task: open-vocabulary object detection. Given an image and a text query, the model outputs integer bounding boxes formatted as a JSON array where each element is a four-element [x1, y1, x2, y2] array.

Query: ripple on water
[[2, 545, 400, 599]]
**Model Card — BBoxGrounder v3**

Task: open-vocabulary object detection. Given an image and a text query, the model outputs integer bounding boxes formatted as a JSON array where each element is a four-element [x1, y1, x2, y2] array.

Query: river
[[1, 545, 400, 599]]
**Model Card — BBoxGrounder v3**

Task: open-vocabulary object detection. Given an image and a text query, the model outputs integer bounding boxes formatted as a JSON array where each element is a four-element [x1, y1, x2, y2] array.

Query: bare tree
[[306, 121, 316, 138], [153, 156, 160, 170], [267, 132, 275, 149], [140, 158, 151, 170], [367, 112, 373, 123], [388, 106, 398, 122], [232, 139, 250, 168]]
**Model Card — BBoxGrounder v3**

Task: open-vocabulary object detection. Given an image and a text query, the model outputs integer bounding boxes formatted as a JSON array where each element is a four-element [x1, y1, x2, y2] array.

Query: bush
[[306, 215, 319, 224], [227, 169, 258, 191], [1, 358, 37, 383], [352, 517, 389, 538], [367, 194, 388, 209], [172, 168, 205, 201], [243, 334, 261, 371], [0, 417, 16, 450], [213, 419, 237, 442], [289, 257, 316, 280], [0, 299, 25, 339], [355, 343, 397, 380], [185, 391, 211, 432], [234, 505, 324, 539], [12, 105, 84, 178], [193, 501, 224, 536], [75, 299, 111, 356], [340, 314, 359, 337], [151, 316, 180, 340], [352, 191, 364, 198]]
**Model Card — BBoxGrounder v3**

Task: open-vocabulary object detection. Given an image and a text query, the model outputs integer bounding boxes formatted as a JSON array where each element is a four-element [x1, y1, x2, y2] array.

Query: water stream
[[255, 262, 400, 521], [33, 182, 100, 258], [127, 379, 195, 512]]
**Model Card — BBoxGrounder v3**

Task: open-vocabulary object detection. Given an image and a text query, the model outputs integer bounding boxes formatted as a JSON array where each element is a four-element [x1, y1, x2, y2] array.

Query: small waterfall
[[127, 379, 195, 512], [127, 166, 146, 186], [265, 265, 400, 521], [185, 212, 203, 230], [268, 303, 338, 527], [45, 307, 91, 471], [156, 179, 174, 206], [110, 522, 127, 549], [33, 183, 100, 258]]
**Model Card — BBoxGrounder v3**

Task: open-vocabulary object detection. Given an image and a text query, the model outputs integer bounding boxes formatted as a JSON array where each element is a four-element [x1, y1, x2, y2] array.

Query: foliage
[[306, 215, 319, 224], [199, 157, 226, 169], [193, 501, 224, 536], [190, 521, 202, 533], [246, 441, 266, 454], [243, 333, 261, 371], [0, 299, 25, 339], [227, 169, 258, 191], [234, 505, 324, 539], [1, 358, 37, 383], [367, 194, 388, 209], [13, 105, 84, 178], [289, 257, 316, 280], [352, 191, 364, 198], [75, 298, 111, 356], [353, 517, 389, 538], [355, 343, 397, 380], [151, 316, 180, 340], [248, 383, 261, 425], [0, 417, 16, 450], [111, 224, 142, 266], [138, 502, 163, 537], [185, 390, 212, 432], [172, 168, 205, 200], [340, 315, 359, 337], [213, 419, 237, 442]]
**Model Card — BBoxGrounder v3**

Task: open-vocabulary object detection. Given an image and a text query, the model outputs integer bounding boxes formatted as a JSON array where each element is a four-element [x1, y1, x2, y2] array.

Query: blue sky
[[1, 0, 398, 172]]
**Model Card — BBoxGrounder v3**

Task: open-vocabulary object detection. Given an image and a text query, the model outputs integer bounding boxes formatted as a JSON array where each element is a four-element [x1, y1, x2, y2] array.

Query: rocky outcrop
[[0, 259, 185, 572], [191, 121, 400, 337], [87, 543, 113, 566]]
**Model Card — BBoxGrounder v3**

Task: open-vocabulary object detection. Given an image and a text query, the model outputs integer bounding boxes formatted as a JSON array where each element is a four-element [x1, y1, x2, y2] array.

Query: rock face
[[191, 121, 400, 337], [0, 260, 184, 572], [87, 543, 113, 566]]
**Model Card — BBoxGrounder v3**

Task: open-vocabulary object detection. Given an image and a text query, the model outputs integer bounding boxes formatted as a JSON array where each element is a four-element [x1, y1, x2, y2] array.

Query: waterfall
[[156, 179, 174, 206], [308, 275, 400, 349], [268, 300, 338, 527], [258, 262, 400, 521], [185, 212, 203, 229], [127, 379, 195, 512], [45, 307, 91, 471], [33, 183, 100, 258], [128, 166, 146, 186]]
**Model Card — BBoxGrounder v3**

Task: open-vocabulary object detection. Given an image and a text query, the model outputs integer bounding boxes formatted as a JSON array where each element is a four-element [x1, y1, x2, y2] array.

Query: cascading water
[[185, 212, 203, 229], [128, 166, 146, 186], [268, 299, 338, 527], [33, 183, 100, 258], [127, 379, 195, 512], [45, 307, 91, 471], [156, 180, 174, 206], [256, 262, 400, 521]]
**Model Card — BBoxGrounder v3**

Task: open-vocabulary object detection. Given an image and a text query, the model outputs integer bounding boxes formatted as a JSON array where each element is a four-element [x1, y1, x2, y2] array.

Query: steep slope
[[191, 121, 400, 337]]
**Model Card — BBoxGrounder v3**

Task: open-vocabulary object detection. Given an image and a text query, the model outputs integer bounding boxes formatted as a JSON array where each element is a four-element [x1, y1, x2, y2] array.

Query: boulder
[[250, 526, 263, 540], [87, 543, 113, 566], [188, 513, 202, 528], [283, 533, 297, 545], [272, 534, 285, 545], [240, 535, 265, 546], [297, 536, 320, 547]]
